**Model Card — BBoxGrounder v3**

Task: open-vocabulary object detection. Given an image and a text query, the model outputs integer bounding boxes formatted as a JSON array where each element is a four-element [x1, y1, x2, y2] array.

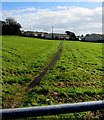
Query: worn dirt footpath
[[10, 40, 63, 108], [25, 40, 63, 91]]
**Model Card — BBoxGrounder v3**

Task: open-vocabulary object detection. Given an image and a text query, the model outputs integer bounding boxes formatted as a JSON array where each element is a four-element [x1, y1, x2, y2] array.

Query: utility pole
[[52, 26, 54, 39]]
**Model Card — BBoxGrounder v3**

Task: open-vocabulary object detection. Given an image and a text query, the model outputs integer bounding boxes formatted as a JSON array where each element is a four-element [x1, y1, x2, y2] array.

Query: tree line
[[0, 17, 77, 40], [0, 17, 21, 35]]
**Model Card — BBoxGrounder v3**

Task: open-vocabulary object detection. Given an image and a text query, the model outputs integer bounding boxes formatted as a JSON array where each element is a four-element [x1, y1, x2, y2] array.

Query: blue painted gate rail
[[0, 101, 104, 119]]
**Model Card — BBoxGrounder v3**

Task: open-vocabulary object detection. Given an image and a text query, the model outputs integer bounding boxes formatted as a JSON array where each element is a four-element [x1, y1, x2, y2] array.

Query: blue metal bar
[[1, 101, 104, 119]]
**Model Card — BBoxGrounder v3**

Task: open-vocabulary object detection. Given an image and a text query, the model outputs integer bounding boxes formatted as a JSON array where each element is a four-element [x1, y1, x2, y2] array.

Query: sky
[[1, 2, 102, 35], [2, 0, 103, 2]]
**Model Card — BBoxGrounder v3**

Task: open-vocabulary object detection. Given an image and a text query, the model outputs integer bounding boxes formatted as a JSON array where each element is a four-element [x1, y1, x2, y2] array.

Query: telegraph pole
[[52, 26, 54, 39]]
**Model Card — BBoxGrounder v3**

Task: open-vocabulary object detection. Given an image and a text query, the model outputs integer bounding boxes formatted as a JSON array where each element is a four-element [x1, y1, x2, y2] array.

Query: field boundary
[[1, 101, 104, 119], [25, 40, 63, 91]]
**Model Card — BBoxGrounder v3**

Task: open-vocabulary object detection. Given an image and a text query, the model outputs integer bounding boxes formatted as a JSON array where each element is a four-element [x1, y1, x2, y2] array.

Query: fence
[[1, 100, 104, 119]]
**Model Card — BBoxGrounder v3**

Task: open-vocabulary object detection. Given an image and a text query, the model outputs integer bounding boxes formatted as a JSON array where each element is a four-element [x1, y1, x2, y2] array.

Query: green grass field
[[26, 41, 103, 104], [24, 40, 104, 119], [2, 36, 60, 108], [2, 36, 104, 119]]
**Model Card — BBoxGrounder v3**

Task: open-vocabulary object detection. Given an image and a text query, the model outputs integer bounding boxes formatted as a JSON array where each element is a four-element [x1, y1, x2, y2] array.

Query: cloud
[[2, 6, 102, 35], [2, 7, 37, 16], [14, 7, 37, 13]]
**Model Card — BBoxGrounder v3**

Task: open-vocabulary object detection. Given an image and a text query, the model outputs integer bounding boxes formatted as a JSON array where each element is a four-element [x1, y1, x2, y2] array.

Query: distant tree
[[0, 20, 6, 35], [65, 31, 77, 40], [2, 17, 22, 35], [81, 34, 84, 38]]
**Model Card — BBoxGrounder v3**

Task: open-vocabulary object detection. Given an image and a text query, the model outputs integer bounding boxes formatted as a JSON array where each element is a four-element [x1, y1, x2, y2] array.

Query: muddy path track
[[9, 40, 63, 108], [25, 40, 63, 91]]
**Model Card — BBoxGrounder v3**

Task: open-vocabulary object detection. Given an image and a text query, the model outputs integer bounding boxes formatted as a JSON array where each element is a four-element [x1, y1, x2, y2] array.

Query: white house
[[45, 33, 70, 40], [45, 33, 53, 39], [23, 31, 31, 37], [84, 34, 102, 42], [22, 31, 48, 38], [32, 32, 48, 38]]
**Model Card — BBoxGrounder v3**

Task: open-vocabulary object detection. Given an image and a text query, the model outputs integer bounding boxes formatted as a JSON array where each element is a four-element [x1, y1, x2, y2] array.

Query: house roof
[[48, 33, 70, 37], [87, 33, 104, 37], [23, 31, 48, 34]]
